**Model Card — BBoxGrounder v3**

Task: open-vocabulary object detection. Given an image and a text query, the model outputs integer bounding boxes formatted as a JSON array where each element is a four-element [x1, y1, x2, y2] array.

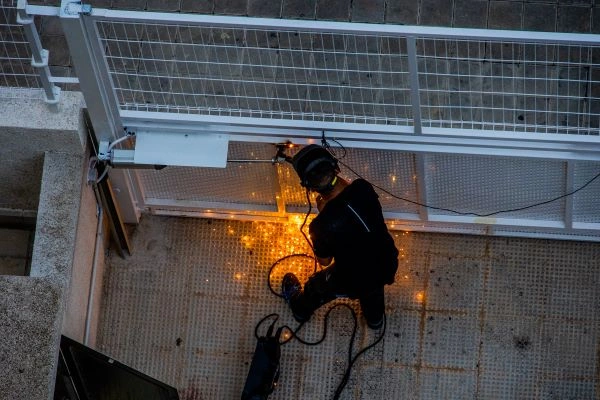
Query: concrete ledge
[[0, 92, 91, 400], [0, 90, 86, 152], [0, 91, 86, 212], [0, 151, 86, 400], [31, 151, 84, 281], [0, 276, 63, 400]]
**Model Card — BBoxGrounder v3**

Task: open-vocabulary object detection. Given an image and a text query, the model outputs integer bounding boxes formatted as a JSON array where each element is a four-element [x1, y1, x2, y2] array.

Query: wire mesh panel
[[93, 15, 600, 136], [96, 21, 413, 125], [137, 142, 280, 210], [572, 161, 600, 224], [278, 146, 419, 215], [424, 154, 566, 221], [0, 1, 41, 89], [418, 38, 600, 135], [135, 141, 600, 238], [335, 147, 420, 215]]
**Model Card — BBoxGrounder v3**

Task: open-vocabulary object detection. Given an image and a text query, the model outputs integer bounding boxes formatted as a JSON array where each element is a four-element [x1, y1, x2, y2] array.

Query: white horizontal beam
[[141, 201, 600, 241], [143, 198, 278, 213], [87, 8, 600, 45], [24, 4, 60, 16], [121, 112, 600, 162]]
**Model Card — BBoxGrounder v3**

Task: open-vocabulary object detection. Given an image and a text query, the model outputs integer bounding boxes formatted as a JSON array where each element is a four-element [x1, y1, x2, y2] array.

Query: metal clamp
[[31, 48, 49, 68], [62, 1, 92, 16], [15, 13, 34, 25]]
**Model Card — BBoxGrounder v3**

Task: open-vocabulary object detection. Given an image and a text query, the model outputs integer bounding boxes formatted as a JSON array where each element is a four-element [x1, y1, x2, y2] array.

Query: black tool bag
[[241, 324, 283, 400]]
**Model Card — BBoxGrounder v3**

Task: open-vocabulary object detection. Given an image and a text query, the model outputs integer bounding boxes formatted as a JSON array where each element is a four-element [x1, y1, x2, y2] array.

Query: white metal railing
[[1, 2, 41, 91], [0, 1, 63, 103], [9, 1, 600, 240], [86, 11, 600, 136]]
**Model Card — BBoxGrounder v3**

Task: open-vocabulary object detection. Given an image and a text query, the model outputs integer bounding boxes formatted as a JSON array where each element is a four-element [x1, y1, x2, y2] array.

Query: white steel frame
[[19, 1, 600, 240]]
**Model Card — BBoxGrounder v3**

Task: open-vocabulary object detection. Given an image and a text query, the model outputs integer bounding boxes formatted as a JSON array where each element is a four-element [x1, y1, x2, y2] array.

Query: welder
[[282, 144, 399, 329]]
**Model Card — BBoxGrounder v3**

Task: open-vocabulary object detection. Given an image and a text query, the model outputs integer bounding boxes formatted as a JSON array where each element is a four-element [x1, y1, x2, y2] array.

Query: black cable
[[257, 153, 388, 398], [321, 135, 600, 218], [321, 132, 347, 160], [263, 251, 387, 399], [333, 314, 386, 400], [301, 188, 315, 251], [279, 303, 356, 346], [267, 253, 316, 298], [254, 313, 280, 340]]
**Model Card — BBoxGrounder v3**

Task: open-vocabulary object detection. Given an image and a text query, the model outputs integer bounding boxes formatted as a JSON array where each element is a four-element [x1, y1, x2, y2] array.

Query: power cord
[[253, 303, 385, 400], [320, 134, 600, 218], [259, 252, 387, 400], [301, 188, 316, 254], [266, 253, 315, 298], [255, 149, 390, 399]]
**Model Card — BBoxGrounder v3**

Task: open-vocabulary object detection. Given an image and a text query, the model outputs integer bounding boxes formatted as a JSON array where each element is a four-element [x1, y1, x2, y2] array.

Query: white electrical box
[[134, 131, 229, 168]]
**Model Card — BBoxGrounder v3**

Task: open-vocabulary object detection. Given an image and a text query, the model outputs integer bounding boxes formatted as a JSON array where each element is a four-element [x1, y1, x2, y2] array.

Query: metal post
[[16, 0, 60, 104], [406, 37, 422, 135], [415, 154, 429, 221], [60, 0, 140, 223], [564, 161, 574, 230], [59, 0, 121, 143]]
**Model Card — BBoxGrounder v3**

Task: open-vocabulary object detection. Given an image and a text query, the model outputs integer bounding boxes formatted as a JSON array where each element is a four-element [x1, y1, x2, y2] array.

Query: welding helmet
[[292, 144, 339, 193]]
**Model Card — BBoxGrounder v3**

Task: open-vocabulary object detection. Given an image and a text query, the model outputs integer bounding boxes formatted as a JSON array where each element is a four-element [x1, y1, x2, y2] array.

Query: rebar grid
[[95, 19, 600, 135], [0, 1, 41, 89]]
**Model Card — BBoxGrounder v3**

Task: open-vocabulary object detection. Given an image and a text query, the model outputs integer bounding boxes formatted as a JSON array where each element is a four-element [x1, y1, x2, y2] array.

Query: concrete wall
[[0, 90, 105, 399], [62, 148, 107, 347], [0, 151, 85, 400]]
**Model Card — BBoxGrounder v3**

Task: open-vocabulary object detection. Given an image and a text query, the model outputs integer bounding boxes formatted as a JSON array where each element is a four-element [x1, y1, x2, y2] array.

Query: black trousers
[[289, 264, 385, 327]]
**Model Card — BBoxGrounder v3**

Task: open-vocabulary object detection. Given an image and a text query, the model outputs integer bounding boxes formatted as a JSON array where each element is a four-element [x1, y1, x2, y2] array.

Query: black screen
[[57, 336, 179, 400]]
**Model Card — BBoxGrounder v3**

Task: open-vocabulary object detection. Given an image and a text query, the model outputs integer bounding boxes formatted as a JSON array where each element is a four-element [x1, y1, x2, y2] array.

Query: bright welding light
[[415, 291, 425, 303]]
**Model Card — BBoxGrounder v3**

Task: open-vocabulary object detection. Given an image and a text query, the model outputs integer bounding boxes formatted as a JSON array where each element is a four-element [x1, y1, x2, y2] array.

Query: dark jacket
[[309, 179, 399, 296]]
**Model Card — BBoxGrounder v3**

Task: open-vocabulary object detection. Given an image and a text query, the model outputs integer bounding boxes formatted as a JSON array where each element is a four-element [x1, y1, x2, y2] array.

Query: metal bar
[[16, 0, 60, 104], [96, 176, 132, 257], [120, 117, 600, 162], [83, 204, 103, 346], [120, 111, 600, 145], [146, 208, 290, 223], [564, 161, 574, 230], [60, 0, 122, 143], [144, 198, 278, 213], [387, 218, 600, 241], [86, 9, 600, 45], [428, 214, 566, 229], [49, 76, 79, 84], [572, 222, 600, 230], [140, 203, 600, 241], [24, 4, 59, 16], [406, 37, 422, 135], [414, 154, 429, 221]]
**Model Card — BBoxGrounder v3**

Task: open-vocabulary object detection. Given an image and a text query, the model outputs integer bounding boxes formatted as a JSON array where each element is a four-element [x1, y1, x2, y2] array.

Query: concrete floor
[[97, 215, 600, 399]]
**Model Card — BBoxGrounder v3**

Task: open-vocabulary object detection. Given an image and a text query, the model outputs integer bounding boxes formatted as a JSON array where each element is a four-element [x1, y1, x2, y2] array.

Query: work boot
[[366, 315, 384, 330], [281, 273, 309, 323], [281, 273, 301, 304]]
